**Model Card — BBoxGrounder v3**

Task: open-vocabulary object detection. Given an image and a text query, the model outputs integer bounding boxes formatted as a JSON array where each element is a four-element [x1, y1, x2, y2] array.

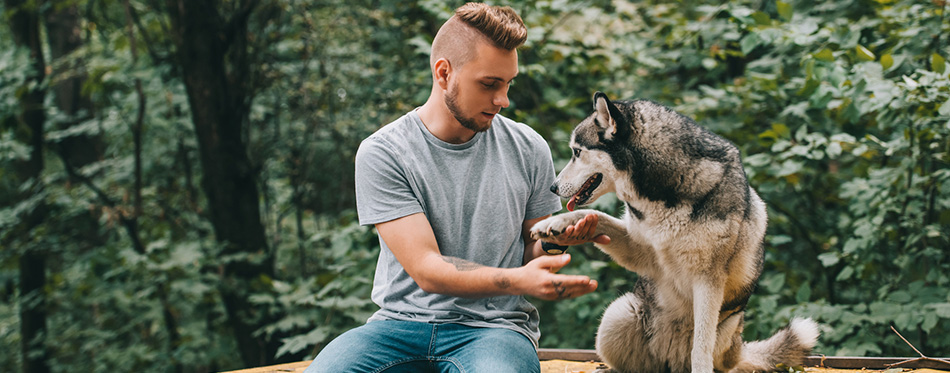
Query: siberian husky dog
[[531, 92, 818, 373]]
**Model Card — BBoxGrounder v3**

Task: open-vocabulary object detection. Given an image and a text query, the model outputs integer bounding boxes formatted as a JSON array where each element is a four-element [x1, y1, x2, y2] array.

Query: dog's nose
[[549, 183, 558, 194]]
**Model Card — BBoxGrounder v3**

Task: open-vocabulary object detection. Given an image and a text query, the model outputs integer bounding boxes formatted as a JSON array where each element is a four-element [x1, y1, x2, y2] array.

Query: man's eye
[[482, 82, 496, 89]]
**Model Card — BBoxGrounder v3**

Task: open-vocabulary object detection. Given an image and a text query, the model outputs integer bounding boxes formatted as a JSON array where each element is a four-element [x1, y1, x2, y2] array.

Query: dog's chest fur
[[615, 172, 751, 310]]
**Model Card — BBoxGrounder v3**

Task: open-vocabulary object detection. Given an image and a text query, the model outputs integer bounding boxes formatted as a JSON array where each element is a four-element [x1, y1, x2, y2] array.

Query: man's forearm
[[417, 255, 518, 298], [419, 252, 596, 301]]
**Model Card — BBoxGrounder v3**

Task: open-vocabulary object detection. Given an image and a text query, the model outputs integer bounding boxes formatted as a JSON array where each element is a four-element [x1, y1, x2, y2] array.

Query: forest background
[[2, 0, 949, 372]]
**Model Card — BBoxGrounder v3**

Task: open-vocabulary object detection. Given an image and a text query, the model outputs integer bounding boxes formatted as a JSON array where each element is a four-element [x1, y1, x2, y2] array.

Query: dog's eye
[[572, 148, 581, 158]]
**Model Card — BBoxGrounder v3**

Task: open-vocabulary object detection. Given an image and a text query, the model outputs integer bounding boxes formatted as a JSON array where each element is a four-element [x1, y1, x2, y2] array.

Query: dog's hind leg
[[595, 292, 663, 373], [713, 311, 744, 371]]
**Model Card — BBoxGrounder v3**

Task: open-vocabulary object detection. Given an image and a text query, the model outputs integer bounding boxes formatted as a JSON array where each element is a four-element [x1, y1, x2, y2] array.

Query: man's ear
[[434, 58, 452, 90]]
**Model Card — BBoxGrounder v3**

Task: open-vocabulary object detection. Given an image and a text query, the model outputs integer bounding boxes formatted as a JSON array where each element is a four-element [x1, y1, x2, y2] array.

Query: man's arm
[[376, 212, 597, 300]]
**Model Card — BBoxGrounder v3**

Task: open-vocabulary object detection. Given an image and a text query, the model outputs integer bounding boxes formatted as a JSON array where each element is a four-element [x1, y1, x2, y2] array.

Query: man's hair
[[454, 2, 527, 51], [429, 3, 527, 69]]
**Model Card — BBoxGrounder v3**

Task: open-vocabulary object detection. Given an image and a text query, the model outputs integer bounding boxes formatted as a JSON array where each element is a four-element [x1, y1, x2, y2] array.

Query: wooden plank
[[542, 359, 604, 373], [538, 348, 599, 362], [224, 361, 310, 373]]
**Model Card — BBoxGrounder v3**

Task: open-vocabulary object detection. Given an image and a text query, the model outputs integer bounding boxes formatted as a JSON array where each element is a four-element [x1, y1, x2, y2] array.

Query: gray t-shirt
[[354, 109, 562, 347]]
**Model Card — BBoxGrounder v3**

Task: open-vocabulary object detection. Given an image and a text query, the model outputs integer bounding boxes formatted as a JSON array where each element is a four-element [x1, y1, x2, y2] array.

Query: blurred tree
[[162, 0, 282, 367], [3, 1, 50, 372]]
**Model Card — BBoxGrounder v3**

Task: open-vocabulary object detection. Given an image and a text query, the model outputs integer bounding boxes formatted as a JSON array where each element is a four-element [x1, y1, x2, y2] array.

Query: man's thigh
[[435, 324, 540, 373], [303, 320, 432, 373]]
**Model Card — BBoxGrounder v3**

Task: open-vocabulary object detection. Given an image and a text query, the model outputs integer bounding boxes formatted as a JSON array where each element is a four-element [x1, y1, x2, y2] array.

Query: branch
[[126, 1, 169, 64], [123, 0, 147, 220], [225, 0, 260, 45], [886, 326, 950, 369], [55, 153, 146, 255]]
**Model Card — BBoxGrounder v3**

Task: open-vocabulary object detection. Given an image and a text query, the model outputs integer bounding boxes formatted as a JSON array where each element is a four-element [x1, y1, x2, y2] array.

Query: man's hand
[[554, 213, 611, 246], [515, 254, 597, 300], [530, 212, 611, 247]]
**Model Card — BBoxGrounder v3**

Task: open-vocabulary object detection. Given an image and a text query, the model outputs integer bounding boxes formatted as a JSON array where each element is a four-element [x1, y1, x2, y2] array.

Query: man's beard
[[445, 83, 490, 133]]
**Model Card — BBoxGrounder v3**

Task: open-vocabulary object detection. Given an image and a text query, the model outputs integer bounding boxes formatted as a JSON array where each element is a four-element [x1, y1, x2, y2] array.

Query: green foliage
[[256, 220, 379, 359], [1, 0, 949, 371]]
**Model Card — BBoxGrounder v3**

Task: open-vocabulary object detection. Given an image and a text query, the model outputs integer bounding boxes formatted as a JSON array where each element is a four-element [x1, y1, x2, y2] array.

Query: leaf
[[933, 53, 946, 74], [880, 54, 894, 70], [741, 32, 762, 55], [940, 101, 950, 116], [751, 11, 771, 26], [836, 266, 854, 281], [770, 234, 793, 245], [826, 141, 842, 158], [922, 313, 938, 332], [901, 75, 919, 89], [275, 327, 331, 358], [796, 282, 812, 303], [817, 254, 839, 269], [814, 48, 835, 62], [931, 303, 950, 318], [762, 273, 787, 293], [856, 45, 875, 61], [777, 1, 793, 21], [887, 291, 911, 303]]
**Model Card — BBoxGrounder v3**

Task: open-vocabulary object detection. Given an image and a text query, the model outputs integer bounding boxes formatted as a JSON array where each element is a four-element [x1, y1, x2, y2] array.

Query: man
[[304, 3, 607, 372]]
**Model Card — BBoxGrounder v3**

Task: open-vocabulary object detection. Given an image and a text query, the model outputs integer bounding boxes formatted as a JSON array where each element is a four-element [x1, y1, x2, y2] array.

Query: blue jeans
[[303, 320, 540, 373]]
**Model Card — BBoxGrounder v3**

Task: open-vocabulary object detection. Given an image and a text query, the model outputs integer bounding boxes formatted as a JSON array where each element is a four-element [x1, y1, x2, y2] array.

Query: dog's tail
[[731, 318, 819, 373]]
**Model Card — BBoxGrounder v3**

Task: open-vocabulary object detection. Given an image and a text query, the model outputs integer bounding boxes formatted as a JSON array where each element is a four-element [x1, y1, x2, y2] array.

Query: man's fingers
[[546, 276, 596, 300], [554, 213, 600, 245], [533, 253, 571, 272]]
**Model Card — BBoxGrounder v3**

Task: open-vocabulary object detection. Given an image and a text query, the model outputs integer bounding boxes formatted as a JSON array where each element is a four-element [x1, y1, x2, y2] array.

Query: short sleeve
[[522, 133, 563, 221], [354, 137, 424, 226]]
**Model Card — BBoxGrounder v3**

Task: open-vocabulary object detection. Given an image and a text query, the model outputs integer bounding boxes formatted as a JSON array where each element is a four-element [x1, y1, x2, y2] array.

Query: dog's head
[[551, 92, 634, 211], [552, 91, 742, 212]]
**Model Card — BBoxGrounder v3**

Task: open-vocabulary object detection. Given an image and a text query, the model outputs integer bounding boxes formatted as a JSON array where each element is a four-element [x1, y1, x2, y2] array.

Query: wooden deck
[[224, 349, 950, 372]]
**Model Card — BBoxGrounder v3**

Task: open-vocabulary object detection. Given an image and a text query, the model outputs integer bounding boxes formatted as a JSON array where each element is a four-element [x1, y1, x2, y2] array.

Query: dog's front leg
[[692, 281, 724, 373], [531, 209, 656, 274]]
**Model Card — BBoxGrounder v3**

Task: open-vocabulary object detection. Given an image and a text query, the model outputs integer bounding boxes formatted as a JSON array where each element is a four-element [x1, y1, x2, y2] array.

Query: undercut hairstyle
[[429, 2, 527, 70]]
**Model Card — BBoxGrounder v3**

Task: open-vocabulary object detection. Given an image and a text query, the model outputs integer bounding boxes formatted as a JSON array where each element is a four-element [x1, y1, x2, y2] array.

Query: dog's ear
[[592, 92, 626, 141]]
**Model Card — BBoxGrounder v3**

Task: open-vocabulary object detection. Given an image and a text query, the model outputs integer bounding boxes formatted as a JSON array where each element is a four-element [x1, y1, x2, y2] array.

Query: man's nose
[[494, 88, 510, 108]]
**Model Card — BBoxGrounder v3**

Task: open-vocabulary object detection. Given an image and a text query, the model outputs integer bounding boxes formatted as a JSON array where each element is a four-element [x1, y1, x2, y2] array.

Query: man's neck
[[417, 96, 477, 145]]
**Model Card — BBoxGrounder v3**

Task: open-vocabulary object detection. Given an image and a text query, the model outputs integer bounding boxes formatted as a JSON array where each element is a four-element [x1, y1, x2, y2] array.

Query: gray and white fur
[[531, 92, 818, 373]]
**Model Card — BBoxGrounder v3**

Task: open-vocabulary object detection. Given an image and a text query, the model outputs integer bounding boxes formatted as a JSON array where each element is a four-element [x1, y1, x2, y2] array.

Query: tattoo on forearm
[[494, 273, 512, 289], [442, 256, 484, 271]]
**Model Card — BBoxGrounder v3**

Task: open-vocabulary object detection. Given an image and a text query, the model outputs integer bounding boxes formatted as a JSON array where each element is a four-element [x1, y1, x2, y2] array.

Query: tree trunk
[[164, 0, 278, 367], [4, 1, 50, 372], [45, 2, 103, 170]]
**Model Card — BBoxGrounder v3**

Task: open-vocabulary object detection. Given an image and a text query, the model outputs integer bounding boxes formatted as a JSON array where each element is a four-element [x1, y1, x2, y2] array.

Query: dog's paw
[[530, 211, 588, 240]]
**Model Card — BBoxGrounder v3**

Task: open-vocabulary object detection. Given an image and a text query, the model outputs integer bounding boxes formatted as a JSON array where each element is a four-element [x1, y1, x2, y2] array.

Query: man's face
[[445, 42, 518, 133]]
